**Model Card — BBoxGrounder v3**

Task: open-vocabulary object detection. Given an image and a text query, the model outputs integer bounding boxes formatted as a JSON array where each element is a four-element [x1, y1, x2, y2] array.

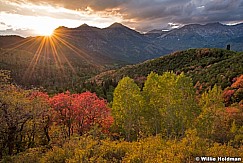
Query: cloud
[[0, 28, 36, 37], [0, 21, 12, 30], [7, 0, 128, 11], [1, 0, 243, 32], [0, 1, 122, 32]]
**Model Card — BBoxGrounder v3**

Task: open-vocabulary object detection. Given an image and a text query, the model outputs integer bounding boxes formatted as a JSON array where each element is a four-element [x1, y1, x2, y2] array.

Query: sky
[[0, 0, 243, 37]]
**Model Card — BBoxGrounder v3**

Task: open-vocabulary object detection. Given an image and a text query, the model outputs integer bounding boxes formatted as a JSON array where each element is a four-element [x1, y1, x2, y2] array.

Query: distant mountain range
[[51, 23, 169, 64], [148, 22, 243, 52], [0, 22, 243, 66]]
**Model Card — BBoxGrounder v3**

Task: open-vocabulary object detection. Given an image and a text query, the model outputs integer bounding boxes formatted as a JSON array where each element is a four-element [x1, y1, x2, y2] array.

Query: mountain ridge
[[0, 22, 169, 65], [1, 22, 243, 93], [0, 22, 243, 66], [150, 22, 243, 51]]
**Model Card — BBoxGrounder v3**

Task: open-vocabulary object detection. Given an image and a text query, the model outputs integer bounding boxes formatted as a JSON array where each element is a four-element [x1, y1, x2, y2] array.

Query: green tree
[[196, 85, 226, 141], [143, 72, 199, 138], [174, 72, 200, 136], [112, 77, 144, 141], [142, 72, 163, 135]]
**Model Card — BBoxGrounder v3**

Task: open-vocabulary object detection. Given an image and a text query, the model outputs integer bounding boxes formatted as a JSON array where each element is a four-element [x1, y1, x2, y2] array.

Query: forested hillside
[[0, 48, 101, 93], [93, 48, 243, 90], [1, 48, 242, 101], [0, 70, 242, 162], [1, 0, 243, 161], [1, 47, 243, 162]]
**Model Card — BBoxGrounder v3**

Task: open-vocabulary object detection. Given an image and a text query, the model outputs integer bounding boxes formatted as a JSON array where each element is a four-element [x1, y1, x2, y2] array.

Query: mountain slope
[[1, 22, 243, 93], [52, 23, 169, 63], [0, 23, 170, 65], [92, 48, 243, 89], [0, 35, 25, 48], [0, 48, 99, 93], [2, 22, 242, 67], [151, 22, 243, 52]]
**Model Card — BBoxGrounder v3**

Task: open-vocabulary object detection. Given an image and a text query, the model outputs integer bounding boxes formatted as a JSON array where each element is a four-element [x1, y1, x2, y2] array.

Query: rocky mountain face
[[149, 22, 243, 52], [52, 23, 169, 64], [0, 22, 243, 66]]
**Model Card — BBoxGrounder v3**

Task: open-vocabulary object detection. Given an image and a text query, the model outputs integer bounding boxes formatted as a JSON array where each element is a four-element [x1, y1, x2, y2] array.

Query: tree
[[197, 85, 226, 141], [49, 91, 113, 138], [0, 86, 50, 158], [226, 44, 231, 50], [49, 91, 74, 138], [72, 92, 113, 136], [142, 72, 163, 135], [143, 72, 199, 138], [0, 70, 11, 88], [174, 72, 200, 136], [232, 75, 243, 89], [223, 88, 235, 106], [27, 90, 51, 144], [112, 77, 144, 141], [223, 75, 243, 106]]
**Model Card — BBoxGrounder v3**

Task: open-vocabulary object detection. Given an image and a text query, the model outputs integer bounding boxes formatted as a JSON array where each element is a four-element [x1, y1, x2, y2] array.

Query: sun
[[35, 26, 55, 36]]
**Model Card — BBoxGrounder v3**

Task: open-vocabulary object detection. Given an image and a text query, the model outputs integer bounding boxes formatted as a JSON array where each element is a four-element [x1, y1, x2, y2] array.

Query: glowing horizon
[[0, 1, 122, 37], [0, 0, 242, 37]]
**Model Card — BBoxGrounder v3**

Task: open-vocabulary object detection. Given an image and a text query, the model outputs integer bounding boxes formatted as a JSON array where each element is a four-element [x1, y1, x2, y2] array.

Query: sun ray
[[0, 37, 37, 57], [48, 36, 65, 76], [49, 36, 76, 74], [23, 36, 47, 81], [52, 34, 96, 66], [21, 34, 81, 87], [41, 38, 51, 80], [1, 26, 105, 89]]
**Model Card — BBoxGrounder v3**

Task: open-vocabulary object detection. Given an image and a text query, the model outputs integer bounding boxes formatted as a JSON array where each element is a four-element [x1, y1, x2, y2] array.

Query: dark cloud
[[204, 0, 239, 12], [2, 0, 243, 31]]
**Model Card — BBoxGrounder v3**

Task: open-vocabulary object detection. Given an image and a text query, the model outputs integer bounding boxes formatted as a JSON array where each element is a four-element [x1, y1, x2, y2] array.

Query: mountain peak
[[77, 23, 92, 29], [205, 22, 223, 27], [53, 26, 69, 33], [109, 22, 126, 28], [55, 26, 68, 30], [80, 23, 90, 27]]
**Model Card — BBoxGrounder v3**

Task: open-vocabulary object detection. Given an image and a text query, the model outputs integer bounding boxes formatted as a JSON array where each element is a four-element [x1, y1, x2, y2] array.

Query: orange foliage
[[225, 107, 240, 116], [223, 89, 235, 105], [28, 90, 49, 101], [231, 75, 243, 88]]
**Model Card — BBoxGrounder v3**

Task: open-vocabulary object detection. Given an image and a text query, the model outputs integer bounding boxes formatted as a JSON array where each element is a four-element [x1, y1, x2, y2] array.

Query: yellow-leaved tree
[[112, 77, 145, 141], [143, 72, 200, 138]]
